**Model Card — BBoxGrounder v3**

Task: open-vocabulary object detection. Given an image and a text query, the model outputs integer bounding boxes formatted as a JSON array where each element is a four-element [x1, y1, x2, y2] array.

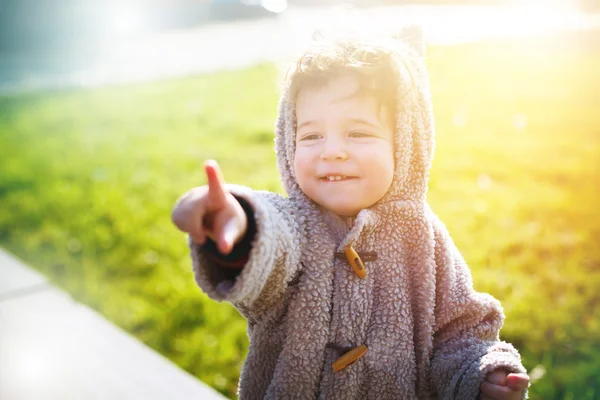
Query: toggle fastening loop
[[344, 245, 366, 279], [332, 344, 368, 372]]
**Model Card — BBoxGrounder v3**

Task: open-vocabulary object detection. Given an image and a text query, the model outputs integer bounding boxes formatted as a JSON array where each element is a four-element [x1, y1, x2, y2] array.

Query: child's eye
[[299, 133, 322, 141], [349, 131, 373, 138]]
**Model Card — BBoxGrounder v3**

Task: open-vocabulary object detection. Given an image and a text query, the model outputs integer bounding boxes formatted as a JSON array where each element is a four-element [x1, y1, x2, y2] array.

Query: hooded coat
[[189, 27, 527, 399]]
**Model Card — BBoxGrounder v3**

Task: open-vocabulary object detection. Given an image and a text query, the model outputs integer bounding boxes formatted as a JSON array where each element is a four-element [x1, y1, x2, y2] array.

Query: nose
[[320, 137, 348, 161]]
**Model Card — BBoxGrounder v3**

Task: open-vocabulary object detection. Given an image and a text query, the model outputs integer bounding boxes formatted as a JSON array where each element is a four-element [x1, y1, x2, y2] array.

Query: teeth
[[327, 176, 345, 181]]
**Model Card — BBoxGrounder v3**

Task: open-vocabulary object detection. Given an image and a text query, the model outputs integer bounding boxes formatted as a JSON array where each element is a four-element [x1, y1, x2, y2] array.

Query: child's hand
[[480, 369, 529, 400], [171, 160, 247, 255]]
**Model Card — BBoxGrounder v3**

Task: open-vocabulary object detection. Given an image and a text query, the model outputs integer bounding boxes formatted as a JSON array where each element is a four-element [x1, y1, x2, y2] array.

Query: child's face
[[294, 75, 395, 217]]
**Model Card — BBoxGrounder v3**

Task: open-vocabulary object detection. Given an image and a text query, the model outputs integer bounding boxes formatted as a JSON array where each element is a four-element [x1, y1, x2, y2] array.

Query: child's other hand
[[479, 369, 529, 400], [171, 160, 247, 255]]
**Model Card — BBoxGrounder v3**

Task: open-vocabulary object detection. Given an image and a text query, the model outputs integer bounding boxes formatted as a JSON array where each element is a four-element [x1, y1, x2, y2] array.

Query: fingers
[[188, 203, 208, 245], [218, 218, 238, 254], [480, 382, 521, 400], [190, 232, 206, 245], [205, 160, 228, 208], [486, 369, 507, 386], [191, 213, 207, 245], [172, 160, 246, 250], [212, 199, 247, 254], [506, 373, 530, 392], [172, 188, 206, 234]]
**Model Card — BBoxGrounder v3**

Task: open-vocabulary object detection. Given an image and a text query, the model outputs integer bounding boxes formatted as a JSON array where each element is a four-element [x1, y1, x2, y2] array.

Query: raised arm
[[172, 160, 302, 322]]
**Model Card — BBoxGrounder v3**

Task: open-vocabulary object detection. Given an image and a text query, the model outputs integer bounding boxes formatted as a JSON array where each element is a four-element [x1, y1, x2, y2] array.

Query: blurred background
[[0, 0, 599, 398]]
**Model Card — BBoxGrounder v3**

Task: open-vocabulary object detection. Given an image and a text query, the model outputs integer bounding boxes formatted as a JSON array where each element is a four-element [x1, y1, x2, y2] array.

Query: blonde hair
[[281, 29, 422, 115]]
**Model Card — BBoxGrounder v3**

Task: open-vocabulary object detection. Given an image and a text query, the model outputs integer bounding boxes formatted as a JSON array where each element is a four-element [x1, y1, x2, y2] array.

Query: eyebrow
[[296, 118, 382, 132], [296, 120, 315, 132], [346, 117, 383, 130]]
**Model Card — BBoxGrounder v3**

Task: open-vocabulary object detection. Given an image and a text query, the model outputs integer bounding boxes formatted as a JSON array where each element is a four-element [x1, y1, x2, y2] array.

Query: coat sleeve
[[188, 184, 302, 321], [428, 216, 528, 400]]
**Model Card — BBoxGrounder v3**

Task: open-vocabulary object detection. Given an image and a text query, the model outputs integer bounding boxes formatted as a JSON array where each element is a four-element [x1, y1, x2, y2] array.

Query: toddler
[[172, 26, 530, 399]]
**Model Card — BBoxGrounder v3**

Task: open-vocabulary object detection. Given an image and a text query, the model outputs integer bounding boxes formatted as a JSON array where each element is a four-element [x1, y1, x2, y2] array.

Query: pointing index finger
[[506, 373, 530, 391], [204, 160, 228, 207]]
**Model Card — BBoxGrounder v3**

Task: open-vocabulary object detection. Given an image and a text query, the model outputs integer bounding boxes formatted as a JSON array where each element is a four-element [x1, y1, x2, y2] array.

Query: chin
[[328, 205, 361, 217]]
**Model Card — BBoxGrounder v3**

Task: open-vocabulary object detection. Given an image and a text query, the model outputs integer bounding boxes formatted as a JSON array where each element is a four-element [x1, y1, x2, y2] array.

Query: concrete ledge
[[0, 249, 49, 298], [0, 249, 228, 400]]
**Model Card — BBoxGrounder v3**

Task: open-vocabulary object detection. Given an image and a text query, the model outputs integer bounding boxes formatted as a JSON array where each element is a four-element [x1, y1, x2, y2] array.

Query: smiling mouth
[[319, 175, 358, 182]]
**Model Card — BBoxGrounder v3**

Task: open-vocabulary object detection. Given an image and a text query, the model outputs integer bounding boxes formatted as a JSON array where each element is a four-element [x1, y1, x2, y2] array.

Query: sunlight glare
[[112, 6, 145, 36], [316, 1, 590, 48], [261, 0, 288, 14], [513, 114, 528, 131], [510, 0, 576, 12]]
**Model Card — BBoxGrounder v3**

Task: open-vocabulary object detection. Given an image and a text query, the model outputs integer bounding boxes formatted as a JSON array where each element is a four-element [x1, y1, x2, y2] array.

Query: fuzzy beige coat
[[188, 28, 527, 399]]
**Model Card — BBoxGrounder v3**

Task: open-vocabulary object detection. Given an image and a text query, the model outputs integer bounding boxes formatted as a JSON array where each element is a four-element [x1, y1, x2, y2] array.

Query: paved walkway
[[0, 249, 227, 400]]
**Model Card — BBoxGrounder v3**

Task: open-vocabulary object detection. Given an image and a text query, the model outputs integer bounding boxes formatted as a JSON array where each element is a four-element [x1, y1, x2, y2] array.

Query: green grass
[[1, 30, 599, 398]]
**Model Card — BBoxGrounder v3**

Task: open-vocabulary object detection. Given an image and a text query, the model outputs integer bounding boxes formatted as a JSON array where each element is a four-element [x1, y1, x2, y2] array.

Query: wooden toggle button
[[344, 245, 366, 279], [332, 344, 368, 372]]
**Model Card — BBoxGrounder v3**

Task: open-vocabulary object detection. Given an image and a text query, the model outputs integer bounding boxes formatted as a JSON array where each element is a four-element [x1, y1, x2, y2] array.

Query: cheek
[[293, 149, 313, 184], [376, 163, 394, 192], [364, 145, 394, 172], [365, 146, 395, 191], [382, 151, 395, 184]]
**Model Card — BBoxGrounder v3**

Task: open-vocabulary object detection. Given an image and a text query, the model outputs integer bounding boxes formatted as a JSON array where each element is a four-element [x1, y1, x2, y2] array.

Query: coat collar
[[318, 206, 382, 251]]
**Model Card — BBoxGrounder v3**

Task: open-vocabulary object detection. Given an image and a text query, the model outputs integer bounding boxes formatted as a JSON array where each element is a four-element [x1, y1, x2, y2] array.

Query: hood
[[274, 26, 436, 210]]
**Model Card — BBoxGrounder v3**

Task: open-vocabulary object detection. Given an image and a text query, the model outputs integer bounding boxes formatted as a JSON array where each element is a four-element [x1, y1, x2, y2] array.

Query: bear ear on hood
[[392, 24, 426, 57]]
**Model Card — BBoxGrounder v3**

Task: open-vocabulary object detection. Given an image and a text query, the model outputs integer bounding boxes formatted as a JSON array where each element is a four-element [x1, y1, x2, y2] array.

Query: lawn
[[1, 30, 599, 398]]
